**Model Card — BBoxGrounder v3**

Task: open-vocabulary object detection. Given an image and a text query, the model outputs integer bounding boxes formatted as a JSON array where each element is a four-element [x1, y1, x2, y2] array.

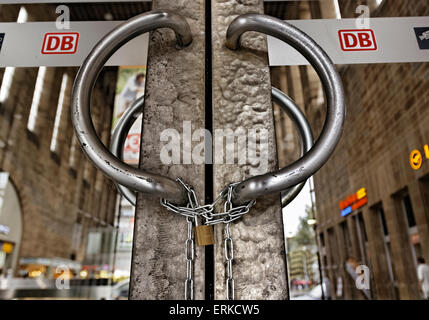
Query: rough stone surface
[[212, 0, 288, 300], [129, 0, 206, 300]]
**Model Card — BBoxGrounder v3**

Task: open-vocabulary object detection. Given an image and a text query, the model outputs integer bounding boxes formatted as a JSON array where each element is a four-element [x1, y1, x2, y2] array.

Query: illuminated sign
[[1, 242, 13, 254], [0, 224, 10, 235], [339, 188, 368, 217], [409, 144, 429, 170]]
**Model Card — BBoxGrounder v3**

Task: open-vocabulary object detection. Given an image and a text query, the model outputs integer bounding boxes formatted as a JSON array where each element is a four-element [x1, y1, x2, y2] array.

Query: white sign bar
[[0, 0, 297, 3], [0, 17, 428, 67], [268, 17, 429, 65], [0, 21, 148, 67], [0, 0, 152, 3]]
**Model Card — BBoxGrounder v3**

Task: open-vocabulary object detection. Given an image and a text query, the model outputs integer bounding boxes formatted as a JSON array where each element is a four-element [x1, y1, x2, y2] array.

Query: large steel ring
[[111, 88, 314, 208], [71, 11, 192, 205], [225, 14, 346, 204]]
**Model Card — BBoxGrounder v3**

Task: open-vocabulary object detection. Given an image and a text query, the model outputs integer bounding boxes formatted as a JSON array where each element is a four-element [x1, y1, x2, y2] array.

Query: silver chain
[[184, 216, 194, 300], [161, 179, 255, 226], [160, 178, 256, 300], [224, 223, 234, 300]]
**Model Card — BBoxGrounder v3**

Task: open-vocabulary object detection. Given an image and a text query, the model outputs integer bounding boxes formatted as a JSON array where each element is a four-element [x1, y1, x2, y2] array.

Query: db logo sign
[[338, 29, 377, 51], [42, 32, 79, 54]]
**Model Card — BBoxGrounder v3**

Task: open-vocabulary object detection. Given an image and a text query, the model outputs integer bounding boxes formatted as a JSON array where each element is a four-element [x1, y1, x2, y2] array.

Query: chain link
[[161, 179, 256, 226], [161, 178, 256, 300], [184, 216, 194, 300], [224, 223, 235, 300]]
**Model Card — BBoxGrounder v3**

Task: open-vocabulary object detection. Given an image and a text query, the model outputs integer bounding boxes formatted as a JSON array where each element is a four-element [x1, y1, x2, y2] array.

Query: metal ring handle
[[111, 88, 314, 208], [110, 96, 145, 206], [226, 13, 346, 204], [71, 11, 192, 205], [273, 87, 314, 208]]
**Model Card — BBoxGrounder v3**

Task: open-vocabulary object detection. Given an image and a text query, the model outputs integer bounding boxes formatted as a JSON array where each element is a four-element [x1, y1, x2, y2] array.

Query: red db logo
[[42, 33, 79, 54], [338, 29, 377, 51]]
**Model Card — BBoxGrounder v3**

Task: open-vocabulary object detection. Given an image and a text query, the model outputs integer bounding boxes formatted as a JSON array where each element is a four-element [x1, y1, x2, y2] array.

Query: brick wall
[[312, 0, 429, 299]]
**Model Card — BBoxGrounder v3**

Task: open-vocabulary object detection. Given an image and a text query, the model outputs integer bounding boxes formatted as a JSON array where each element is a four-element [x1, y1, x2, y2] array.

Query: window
[[27, 67, 47, 132], [319, 232, 325, 247], [69, 135, 78, 168], [354, 212, 369, 265], [333, 0, 341, 19], [0, 68, 15, 104], [378, 206, 389, 236], [356, 212, 368, 242], [50, 73, 68, 152], [16, 6, 28, 23], [402, 194, 416, 228], [0, 7, 28, 104], [399, 193, 419, 268], [374, 203, 398, 298], [341, 221, 352, 257]]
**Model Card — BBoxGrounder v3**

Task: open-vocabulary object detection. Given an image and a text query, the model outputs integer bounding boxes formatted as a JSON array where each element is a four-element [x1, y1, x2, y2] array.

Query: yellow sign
[[410, 149, 423, 170], [410, 144, 429, 170], [356, 187, 367, 200], [2, 242, 13, 254]]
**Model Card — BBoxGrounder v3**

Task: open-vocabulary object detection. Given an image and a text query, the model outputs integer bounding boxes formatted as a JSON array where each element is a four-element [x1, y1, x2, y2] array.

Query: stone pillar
[[382, 195, 420, 299], [130, 0, 206, 299], [361, 206, 396, 299], [325, 227, 340, 299], [408, 180, 429, 261], [346, 215, 361, 263], [319, 0, 339, 19], [333, 223, 353, 300], [211, 0, 287, 300]]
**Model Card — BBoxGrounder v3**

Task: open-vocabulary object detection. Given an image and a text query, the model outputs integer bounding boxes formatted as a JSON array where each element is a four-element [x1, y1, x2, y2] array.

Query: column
[[408, 180, 429, 262], [130, 0, 206, 299], [382, 195, 420, 299], [361, 206, 395, 299], [212, 0, 287, 299]]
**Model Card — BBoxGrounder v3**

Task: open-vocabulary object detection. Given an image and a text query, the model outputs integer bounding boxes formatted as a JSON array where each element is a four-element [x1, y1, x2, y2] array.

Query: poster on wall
[[112, 66, 146, 166], [0, 172, 9, 215]]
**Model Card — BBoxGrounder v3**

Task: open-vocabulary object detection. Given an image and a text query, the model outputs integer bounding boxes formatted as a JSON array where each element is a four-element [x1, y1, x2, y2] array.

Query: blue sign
[[341, 206, 352, 217], [414, 27, 429, 50]]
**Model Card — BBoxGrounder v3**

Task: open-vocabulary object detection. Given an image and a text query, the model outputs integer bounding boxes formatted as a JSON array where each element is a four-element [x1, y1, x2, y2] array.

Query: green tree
[[294, 205, 316, 247]]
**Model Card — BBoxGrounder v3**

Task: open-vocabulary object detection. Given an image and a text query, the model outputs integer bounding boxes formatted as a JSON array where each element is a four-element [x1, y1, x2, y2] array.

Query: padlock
[[194, 225, 215, 246]]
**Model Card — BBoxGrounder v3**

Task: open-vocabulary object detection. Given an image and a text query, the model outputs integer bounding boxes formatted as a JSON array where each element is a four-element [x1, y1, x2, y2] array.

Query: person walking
[[417, 257, 429, 300]]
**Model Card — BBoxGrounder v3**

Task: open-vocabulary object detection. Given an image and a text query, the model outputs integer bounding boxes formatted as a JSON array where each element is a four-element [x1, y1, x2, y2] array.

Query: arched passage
[[0, 173, 23, 276]]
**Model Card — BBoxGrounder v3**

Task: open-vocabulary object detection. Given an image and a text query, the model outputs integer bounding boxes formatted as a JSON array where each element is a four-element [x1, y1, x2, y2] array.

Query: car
[[109, 279, 129, 300], [293, 284, 327, 300]]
